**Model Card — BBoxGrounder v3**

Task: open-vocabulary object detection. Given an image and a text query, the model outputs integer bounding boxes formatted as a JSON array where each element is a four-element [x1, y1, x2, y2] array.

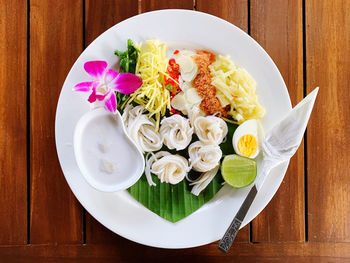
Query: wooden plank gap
[[82, 0, 86, 49], [247, 0, 250, 35], [249, 222, 253, 243], [26, 0, 31, 245], [302, 0, 308, 243], [82, 0, 87, 245]]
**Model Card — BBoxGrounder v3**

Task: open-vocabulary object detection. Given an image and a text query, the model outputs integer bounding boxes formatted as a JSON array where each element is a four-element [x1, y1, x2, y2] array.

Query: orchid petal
[[87, 83, 99, 103], [96, 90, 110, 101], [114, 73, 142, 95], [88, 92, 97, 103], [105, 68, 119, 84], [84, 61, 107, 79], [73, 81, 95, 92], [88, 84, 110, 103], [104, 93, 117, 113]]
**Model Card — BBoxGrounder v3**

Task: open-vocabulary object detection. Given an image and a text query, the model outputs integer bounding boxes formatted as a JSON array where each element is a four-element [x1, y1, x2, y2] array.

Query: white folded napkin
[[255, 87, 319, 190]]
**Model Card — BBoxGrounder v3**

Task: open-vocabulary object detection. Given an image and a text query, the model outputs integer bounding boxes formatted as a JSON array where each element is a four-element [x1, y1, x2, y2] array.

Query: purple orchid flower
[[73, 61, 142, 113]]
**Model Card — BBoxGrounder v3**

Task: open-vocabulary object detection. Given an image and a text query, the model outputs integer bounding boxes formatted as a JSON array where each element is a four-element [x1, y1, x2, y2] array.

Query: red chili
[[170, 108, 176, 114], [173, 50, 179, 55], [164, 76, 170, 85], [169, 58, 176, 66], [172, 63, 180, 71], [165, 61, 181, 93]]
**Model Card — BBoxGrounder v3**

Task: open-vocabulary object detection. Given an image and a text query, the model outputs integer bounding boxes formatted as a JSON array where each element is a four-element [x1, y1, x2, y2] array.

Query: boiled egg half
[[232, 119, 261, 159]]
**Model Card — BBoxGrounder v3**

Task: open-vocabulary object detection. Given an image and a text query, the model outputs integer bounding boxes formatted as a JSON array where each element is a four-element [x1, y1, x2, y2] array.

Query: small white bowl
[[73, 108, 144, 192]]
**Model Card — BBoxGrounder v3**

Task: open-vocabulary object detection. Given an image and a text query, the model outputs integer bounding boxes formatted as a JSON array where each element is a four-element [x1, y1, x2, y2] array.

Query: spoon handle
[[218, 185, 258, 253]]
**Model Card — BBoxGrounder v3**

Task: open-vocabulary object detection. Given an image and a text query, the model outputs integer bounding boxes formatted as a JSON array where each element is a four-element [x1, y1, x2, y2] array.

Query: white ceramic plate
[[55, 10, 291, 248]]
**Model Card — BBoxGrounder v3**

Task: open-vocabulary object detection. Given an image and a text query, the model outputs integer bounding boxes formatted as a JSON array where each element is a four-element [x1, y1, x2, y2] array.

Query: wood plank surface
[[84, 0, 139, 243], [85, 0, 139, 47], [0, 0, 349, 261], [196, 0, 248, 32], [250, 0, 305, 242], [306, 0, 350, 242], [141, 0, 194, 11], [0, 0, 27, 245], [0, 243, 349, 263], [196, 0, 250, 243], [30, 0, 83, 243]]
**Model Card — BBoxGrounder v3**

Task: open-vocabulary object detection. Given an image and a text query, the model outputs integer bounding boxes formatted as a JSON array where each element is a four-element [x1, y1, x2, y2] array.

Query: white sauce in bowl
[[74, 108, 144, 192]]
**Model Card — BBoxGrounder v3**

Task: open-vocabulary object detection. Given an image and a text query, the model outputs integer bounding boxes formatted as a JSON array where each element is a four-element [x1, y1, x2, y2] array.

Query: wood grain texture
[[250, 0, 305, 242], [197, 0, 248, 32], [196, 0, 249, 243], [0, 0, 349, 260], [141, 0, 194, 11], [0, 243, 349, 262], [86, 216, 122, 244], [0, 0, 27, 245], [306, 0, 350, 242], [85, 0, 139, 47], [84, 0, 139, 244], [30, 0, 83, 244]]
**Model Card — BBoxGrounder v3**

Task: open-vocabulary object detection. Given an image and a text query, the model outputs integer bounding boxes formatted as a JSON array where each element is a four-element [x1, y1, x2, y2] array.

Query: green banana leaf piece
[[127, 123, 237, 222]]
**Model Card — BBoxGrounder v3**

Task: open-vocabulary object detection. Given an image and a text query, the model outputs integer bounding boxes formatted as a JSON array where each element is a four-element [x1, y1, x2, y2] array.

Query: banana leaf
[[127, 123, 237, 222]]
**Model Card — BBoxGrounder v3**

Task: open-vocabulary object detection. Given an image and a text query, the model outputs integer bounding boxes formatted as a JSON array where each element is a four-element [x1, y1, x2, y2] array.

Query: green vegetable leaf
[[115, 91, 129, 112], [165, 83, 173, 92], [127, 169, 223, 223], [114, 50, 126, 57], [115, 39, 139, 73], [220, 122, 238, 154], [127, 122, 238, 222]]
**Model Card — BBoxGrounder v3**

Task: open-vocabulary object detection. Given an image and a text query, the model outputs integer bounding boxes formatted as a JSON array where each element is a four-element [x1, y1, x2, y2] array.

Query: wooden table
[[1, 0, 349, 262]]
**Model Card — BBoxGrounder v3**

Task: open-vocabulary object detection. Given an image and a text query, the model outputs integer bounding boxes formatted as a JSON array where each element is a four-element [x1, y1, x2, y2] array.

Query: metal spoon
[[218, 87, 318, 253]]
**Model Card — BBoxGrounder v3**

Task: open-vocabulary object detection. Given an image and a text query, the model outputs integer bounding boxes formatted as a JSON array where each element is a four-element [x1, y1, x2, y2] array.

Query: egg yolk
[[237, 135, 258, 157]]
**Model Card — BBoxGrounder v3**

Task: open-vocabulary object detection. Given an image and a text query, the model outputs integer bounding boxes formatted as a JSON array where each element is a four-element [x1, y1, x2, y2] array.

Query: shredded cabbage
[[209, 55, 265, 123]]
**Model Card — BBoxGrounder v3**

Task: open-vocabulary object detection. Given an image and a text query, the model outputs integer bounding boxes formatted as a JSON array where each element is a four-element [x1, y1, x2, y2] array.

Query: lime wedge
[[221, 154, 257, 188]]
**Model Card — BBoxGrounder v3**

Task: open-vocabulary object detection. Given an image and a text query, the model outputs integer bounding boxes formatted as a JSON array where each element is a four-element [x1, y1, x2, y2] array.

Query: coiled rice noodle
[[122, 105, 163, 153], [188, 141, 222, 172], [160, 115, 193, 151], [145, 151, 189, 185], [194, 115, 228, 145], [190, 165, 220, 196]]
